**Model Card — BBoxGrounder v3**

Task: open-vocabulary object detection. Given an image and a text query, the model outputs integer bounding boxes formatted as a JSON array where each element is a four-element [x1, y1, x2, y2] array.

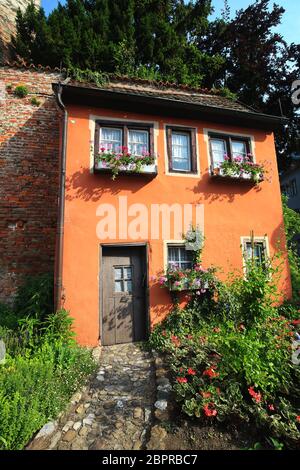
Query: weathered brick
[[0, 66, 62, 302]]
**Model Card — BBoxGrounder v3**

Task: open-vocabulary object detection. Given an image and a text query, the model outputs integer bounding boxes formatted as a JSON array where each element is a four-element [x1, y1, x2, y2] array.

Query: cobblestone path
[[48, 343, 156, 450]]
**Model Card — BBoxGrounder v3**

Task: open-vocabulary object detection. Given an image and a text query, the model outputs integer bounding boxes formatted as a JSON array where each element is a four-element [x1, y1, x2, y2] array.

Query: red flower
[[162, 330, 167, 337], [171, 335, 181, 347], [296, 416, 300, 423], [176, 377, 187, 384], [201, 391, 212, 398], [238, 324, 246, 331], [186, 334, 193, 340], [203, 367, 219, 379], [203, 403, 217, 417], [213, 327, 221, 333], [199, 336, 207, 344], [268, 404, 275, 411], [216, 387, 221, 395], [187, 368, 196, 376], [248, 386, 262, 403]]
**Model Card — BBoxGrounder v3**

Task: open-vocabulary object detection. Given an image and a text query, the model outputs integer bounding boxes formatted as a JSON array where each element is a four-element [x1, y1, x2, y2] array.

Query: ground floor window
[[167, 245, 193, 269], [242, 237, 268, 270]]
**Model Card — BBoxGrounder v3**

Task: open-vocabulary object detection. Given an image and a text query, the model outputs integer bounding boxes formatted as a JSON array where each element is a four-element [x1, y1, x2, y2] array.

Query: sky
[[41, 0, 299, 44]]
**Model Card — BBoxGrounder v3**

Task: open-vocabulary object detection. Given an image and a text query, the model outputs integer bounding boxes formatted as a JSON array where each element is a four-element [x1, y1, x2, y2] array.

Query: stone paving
[[47, 343, 156, 450]]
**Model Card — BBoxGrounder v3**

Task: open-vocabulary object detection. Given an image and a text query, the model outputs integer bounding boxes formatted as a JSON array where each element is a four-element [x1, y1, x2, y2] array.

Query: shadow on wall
[[189, 173, 263, 204], [65, 167, 156, 202], [0, 94, 60, 300]]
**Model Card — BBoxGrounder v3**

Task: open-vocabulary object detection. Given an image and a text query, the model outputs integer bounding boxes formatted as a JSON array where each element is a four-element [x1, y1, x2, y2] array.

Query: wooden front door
[[101, 246, 147, 346]]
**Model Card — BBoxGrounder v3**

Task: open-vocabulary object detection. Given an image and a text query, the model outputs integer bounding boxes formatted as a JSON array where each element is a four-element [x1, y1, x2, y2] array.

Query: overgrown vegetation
[[149, 249, 300, 449], [0, 275, 96, 450], [282, 195, 300, 304]]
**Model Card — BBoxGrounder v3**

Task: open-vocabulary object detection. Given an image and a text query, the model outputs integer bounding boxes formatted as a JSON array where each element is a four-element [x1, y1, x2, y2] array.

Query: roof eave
[[52, 83, 287, 131]]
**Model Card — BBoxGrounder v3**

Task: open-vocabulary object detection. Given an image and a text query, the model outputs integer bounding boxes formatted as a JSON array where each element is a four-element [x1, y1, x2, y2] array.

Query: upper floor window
[[168, 245, 193, 270], [166, 127, 197, 174], [209, 133, 252, 168], [95, 121, 154, 156]]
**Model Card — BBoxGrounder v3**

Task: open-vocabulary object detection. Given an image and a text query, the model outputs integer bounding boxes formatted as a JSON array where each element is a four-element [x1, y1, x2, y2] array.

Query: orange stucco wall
[[61, 104, 292, 346]]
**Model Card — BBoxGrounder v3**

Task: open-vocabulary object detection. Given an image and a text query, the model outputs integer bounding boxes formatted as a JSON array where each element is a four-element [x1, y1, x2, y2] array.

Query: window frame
[[166, 126, 197, 174], [94, 120, 154, 160], [241, 236, 268, 273], [208, 132, 252, 169], [167, 244, 194, 270]]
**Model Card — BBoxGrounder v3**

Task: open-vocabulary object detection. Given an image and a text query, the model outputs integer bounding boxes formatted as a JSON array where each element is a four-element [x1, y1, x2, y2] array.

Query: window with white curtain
[[210, 138, 227, 167], [232, 141, 247, 161], [100, 127, 122, 152], [128, 129, 149, 155], [168, 245, 193, 269], [171, 132, 191, 171]]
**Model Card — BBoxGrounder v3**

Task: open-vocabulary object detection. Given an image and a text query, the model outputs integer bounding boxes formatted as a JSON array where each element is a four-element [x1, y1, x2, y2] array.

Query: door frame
[[99, 243, 150, 344]]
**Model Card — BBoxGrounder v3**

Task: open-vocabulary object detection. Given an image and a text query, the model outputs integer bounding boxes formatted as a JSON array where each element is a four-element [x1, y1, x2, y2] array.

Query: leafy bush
[[14, 273, 54, 322], [14, 85, 29, 98], [149, 260, 300, 449], [0, 308, 96, 450], [282, 195, 300, 303]]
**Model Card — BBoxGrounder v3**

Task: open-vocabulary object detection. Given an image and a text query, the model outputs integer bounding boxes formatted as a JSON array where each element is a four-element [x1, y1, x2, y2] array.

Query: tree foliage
[[9, 0, 300, 165]]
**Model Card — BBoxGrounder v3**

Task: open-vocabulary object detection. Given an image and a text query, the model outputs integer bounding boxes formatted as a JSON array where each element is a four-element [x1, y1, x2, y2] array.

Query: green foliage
[[149, 259, 300, 448], [30, 96, 41, 106], [0, 275, 96, 450], [66, 66, 109, 87], [14, 85, 29, 98], [14, 273, 54, 322], [282, 196, 300, 303]]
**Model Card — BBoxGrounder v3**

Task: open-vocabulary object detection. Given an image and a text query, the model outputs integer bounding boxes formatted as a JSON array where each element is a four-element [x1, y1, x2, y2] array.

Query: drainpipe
[[54, 83, 68, 311]]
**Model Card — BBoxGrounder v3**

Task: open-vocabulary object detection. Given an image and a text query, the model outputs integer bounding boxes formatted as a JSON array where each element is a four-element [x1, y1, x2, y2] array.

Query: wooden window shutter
[[149, 126, 154, 155], [191, 129, 197, 173], [94, 124, 100, 160], [123, 125, 128, 148], [167, 127, 173, 172]]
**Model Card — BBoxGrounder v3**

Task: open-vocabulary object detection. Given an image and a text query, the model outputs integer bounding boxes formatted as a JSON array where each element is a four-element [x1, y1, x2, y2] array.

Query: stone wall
[[0, 0, 40, 60], [0, 64, 61, 302]]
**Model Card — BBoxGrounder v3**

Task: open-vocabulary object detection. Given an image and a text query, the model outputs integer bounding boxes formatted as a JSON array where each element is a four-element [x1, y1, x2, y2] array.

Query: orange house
[[53, 78, 292, 346]]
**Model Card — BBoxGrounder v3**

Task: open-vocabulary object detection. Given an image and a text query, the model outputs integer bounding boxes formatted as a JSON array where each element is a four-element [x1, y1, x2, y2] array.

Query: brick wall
[[0, 1, 40, 60], [0, 65, 61, 303]]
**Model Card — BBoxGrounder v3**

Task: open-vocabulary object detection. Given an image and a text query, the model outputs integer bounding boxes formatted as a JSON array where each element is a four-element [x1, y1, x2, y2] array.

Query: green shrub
[[14, 85, 29, 98], [14, 273, 54, 322], [30, 96, 40, 106], [0, 307, 96, 450], [149, 260, 300, 448]]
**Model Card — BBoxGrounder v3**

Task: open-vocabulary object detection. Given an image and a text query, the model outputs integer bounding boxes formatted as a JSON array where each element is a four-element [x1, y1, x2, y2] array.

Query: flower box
[[211, 165, 264, 183], [94, 159, 157, 176], [168, 279, 209, 292]]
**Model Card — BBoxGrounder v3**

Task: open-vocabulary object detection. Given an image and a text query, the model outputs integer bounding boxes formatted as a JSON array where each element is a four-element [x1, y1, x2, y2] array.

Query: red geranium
[[213, 327, 221, 333], [203, 403, 217, 417], [268, 404, 275, 411], [201, 391, 212, 398], [203, 367, 219, 379], [187, 368, 196, 376], [176, 377, 187, 384], [171, 335, 181, 347], [296, 416, 300, 423], [248, 386, 262, 403]]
